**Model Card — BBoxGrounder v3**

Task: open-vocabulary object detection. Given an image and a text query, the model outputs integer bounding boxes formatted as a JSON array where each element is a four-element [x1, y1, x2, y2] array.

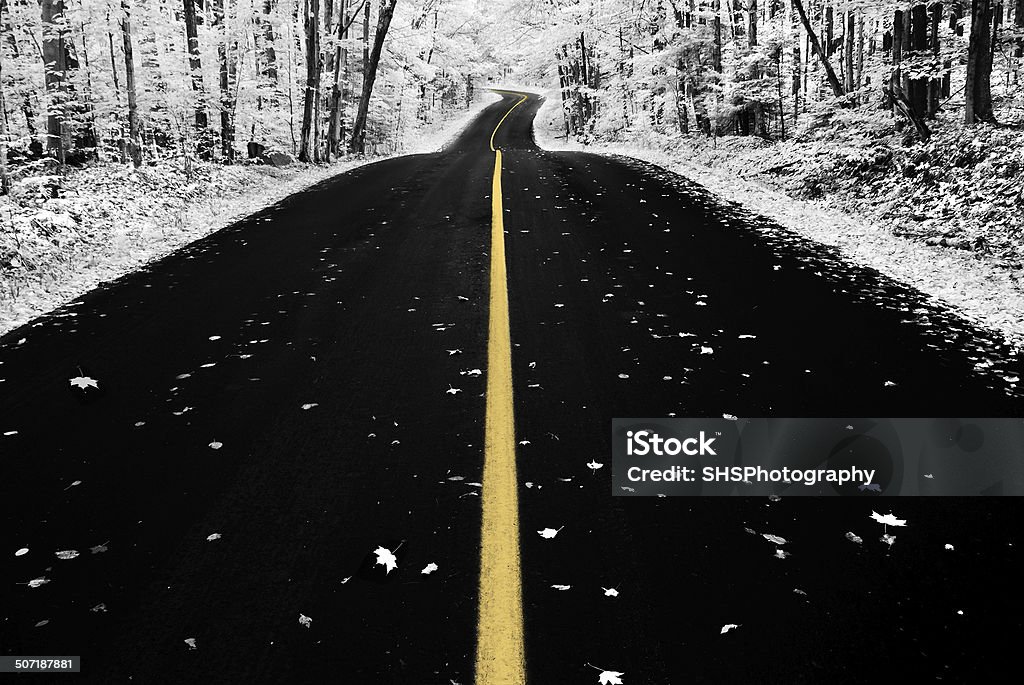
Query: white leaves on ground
[[184, 638, 197, 650], [537, 527, 564, 539], [870, 511, 907, 527], [208, 441, 223, 450], [551, 584, 571, 591], [720, 623, 740, 634], [587, 460, 603, 471], [301, 403, 318, 410], [374, 546, 398, 574], [846, 532, 863, 544], [421, 562, 439, 575], [762, 534, 787, 545], [69, 375, 98, 390], [602, 587, 619, 597], [27, 577, 49, 588], [15, 547, 28, 556], [598, 670, 624, 684], [55, 550, 79, 560], [298, 613, 312, 628], [206, 533, 222, 541]]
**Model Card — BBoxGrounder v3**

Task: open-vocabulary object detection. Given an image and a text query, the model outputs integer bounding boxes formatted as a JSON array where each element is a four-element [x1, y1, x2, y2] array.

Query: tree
[[965, 0, 996, 123], [1, 28, 9, 195], [791, 0, 845, 99], [349, 0, 397, 153], [298, 0, 321, 162], [120, 0, 141, 167], [181, 0, 208, 147], [41, 0, 73, 161]]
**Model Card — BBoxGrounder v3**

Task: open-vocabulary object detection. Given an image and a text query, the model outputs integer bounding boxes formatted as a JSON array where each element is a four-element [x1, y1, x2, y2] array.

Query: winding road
[[1, 91, 1021, 683]]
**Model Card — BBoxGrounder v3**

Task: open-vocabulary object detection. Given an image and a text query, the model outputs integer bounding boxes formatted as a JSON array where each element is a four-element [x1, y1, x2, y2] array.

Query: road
[[1, 91, 1022, 683]]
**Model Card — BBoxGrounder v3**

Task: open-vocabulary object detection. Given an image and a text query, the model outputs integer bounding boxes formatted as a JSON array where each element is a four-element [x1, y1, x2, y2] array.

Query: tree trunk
[[844, 11, 854, 94], [182, 0, 209, 156], [928, 2, 943, 116], [965, 0, 996, 123], [41, 0, 70, 161], [907, 3, 928, 120], [299, 0, 321, 161], [713, 16, 723, 72], [327, 0, 352, 159], [349, 0, 397, 153], [792, 0, 845, 99], [213, 0, 236, 162], [121, 0, 142, 167], [748, 0, 757, 47], [0, 41, 9, 195]]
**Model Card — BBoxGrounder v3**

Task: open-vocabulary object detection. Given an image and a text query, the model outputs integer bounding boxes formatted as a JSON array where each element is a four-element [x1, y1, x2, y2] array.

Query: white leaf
[[551, 584, 571, 591], [720, 623, 740, 634], [774, 549, 790, 559], [722, 414, 738, 421], [944, 543, 954, 551], [537, 527, 563, 539], [586, 460, 604, 471], [598, 670, 624, 685], [602, 587, 619, 597], [421, 562, 439, 575], [15, 548, 29, 557], [762, 534, 787, 545], [881, 533, 896, 546], [870, 511, 907, 527], [184, 638, 197, 650], [208, 441, 223, 450], [845, 532, 863, 544], [446, 386, 462, 395], [374, 546, 398, 574], [700, 346, 714, 354], [301, 403, 319, 410], [206, 533, 222, 541], [298, 613, 312, 628], [69, 375, 99, 390], [55, 550, 79, 560], [27, 577, 49, 588]]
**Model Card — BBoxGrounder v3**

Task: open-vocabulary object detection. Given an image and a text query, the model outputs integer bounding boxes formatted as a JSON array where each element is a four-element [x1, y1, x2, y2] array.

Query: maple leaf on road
[[870, 511, 907, 527], [537, 527, 563, 539], [374, 546, 398, 574], [69, 376, 98, 390], [721, 623, 740, 634], [421, 562, 438, 575], [598, 671, 624, 684]]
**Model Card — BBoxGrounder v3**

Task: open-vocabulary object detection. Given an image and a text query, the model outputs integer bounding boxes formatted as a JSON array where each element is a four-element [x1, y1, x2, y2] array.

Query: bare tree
[[299, 0, 321, 162], [965, 0, 996, 123]]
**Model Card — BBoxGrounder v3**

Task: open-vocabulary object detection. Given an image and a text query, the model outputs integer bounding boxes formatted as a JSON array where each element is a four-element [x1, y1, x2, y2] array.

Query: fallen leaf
[[55, 550, 79, 560], [845, 532, 863, 544], [762, 534, 787, 545], [598, 670, 624, 685], [184, 638, 197, 650], [538, 527, 563, 539], [208, 441, 223, 450], [299, 613, 312, 628], [206, 533, 222, 541], [27, 577, 49, 588], [421, 562, 439, 575], [586, 460, 603, 471], [301, 403, 319, 410], [15, 548, 28, 557], [720, 623, 740, 634], [69, 375, 99, 390], [374, 546, 398, 574], [602, 587, 619, 597], [945, 543, 955, 551], [551, 584, 571, 591], [870, 511, 907, 527]]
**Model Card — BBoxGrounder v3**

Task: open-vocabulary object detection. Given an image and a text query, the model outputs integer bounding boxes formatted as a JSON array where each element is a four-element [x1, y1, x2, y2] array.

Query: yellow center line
[[475, 94, 528, 685], [489, 91, 529, 152]]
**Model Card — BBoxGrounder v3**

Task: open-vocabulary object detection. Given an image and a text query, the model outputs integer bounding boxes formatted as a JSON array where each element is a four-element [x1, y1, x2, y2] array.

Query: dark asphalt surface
[[2, 91, 1023, 683]]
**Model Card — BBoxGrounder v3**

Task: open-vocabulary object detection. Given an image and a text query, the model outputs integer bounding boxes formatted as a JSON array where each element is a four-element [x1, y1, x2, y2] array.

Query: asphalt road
[[2, 91, 1022, 683]]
